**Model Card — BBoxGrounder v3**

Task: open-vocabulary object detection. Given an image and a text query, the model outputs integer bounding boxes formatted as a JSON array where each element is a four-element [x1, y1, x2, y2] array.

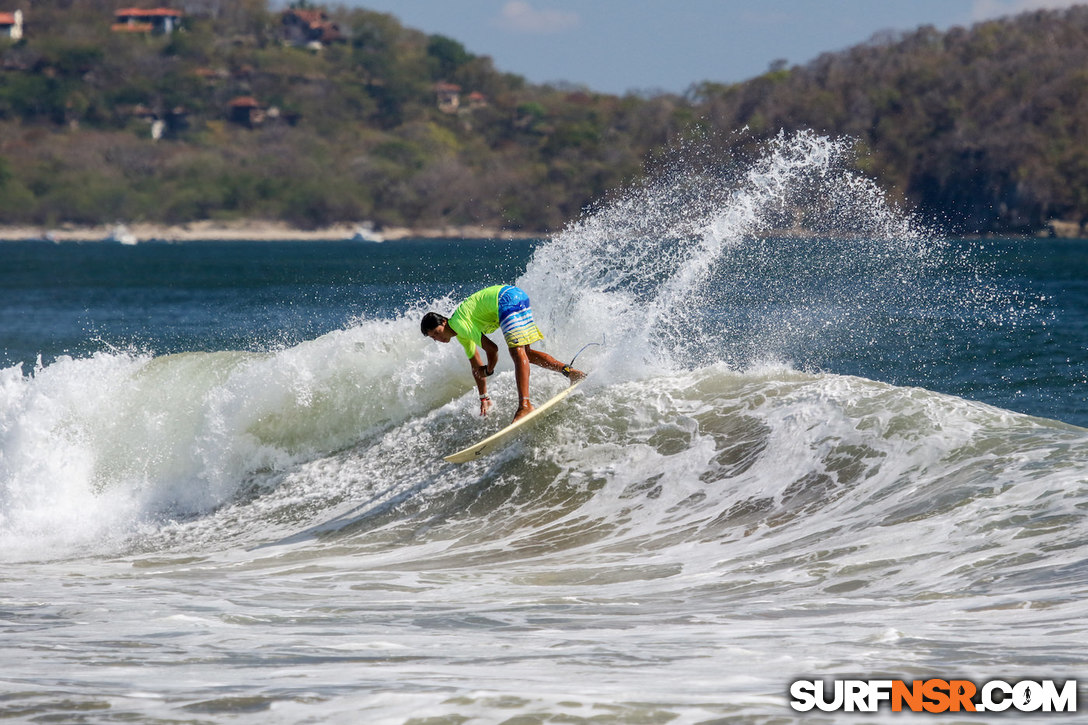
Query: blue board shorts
[[497, 285, 544, 348]]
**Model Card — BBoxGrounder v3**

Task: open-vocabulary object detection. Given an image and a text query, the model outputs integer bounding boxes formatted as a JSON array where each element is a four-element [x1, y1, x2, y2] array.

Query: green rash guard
[[447, 285, 504, 358]]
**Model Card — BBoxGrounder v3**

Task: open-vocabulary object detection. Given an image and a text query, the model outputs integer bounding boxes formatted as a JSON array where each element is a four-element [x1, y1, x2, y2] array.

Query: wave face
[[2, 131, 1086, 722]]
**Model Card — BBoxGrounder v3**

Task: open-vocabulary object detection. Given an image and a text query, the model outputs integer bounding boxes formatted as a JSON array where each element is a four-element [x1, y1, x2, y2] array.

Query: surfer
[[421, 285, 585, 423]]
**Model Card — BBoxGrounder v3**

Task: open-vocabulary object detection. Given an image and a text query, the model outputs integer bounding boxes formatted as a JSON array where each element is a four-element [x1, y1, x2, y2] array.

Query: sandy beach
[[2, 217, 1080, 242], [0, 220, 546, 243]]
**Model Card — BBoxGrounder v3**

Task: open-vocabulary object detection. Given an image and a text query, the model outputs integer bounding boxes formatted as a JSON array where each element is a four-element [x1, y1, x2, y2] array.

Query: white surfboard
[[444, 381, 583, 463]]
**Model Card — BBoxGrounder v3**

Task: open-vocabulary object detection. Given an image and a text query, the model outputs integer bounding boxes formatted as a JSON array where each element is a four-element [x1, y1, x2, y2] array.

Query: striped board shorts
[[497, 285, 544, 348]]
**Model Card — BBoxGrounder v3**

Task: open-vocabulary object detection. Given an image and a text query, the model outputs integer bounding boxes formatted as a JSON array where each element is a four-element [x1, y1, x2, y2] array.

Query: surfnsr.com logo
[[790, 679, 1077, 713]]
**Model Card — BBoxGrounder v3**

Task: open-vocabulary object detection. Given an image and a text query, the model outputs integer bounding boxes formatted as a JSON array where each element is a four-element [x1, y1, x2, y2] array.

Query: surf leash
[[565, 334, 605, 373]]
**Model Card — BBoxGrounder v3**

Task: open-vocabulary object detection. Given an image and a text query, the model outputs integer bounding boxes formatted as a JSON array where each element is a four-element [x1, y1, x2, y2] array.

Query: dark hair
[[420, 312, 447, 336]]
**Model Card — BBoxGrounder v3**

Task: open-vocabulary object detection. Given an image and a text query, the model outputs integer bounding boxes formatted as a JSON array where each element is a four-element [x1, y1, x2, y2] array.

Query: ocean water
[[2, 131, 1086, 723]]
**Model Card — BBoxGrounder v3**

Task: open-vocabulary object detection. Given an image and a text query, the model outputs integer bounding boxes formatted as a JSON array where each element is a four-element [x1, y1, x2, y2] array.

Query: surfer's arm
[[469, 349, 493, 416], [479, 334, 499, 376]]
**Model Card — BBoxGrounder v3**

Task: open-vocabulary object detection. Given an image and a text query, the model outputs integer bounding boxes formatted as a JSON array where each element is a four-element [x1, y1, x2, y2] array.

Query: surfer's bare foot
[[512, 404, 534, 424], [561, 365, 587, 382]]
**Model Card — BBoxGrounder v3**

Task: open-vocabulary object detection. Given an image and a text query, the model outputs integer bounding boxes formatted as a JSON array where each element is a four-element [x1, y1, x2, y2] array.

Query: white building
[[0, 10, 23, 40]]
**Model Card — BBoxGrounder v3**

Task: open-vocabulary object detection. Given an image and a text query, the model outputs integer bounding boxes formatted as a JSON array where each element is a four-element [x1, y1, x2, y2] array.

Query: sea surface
[[2, 132, 1086, 723]]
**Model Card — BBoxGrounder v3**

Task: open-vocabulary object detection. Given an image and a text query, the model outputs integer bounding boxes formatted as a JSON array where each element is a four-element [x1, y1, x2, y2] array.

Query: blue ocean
[[2, 132, 1086, 723]]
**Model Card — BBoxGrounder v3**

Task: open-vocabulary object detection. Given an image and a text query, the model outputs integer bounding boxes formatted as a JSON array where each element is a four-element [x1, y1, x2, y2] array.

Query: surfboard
[[444, 381, 583, 463]]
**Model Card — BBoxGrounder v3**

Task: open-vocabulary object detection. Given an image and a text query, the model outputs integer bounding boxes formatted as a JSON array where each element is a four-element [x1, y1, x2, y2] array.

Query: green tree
[[426, 34, 472, 81]]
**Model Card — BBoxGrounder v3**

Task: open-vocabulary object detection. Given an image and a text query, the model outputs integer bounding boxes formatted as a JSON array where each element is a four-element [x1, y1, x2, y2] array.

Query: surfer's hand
[[479, 394, 492, 416]]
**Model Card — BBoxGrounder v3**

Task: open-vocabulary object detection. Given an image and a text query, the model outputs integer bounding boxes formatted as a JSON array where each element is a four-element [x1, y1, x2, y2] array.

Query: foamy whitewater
[[2, 131, 1086, 723]]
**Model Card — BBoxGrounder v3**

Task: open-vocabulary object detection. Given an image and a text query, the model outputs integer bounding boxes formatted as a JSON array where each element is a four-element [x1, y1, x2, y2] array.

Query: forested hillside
[[0, 0, 681, 230], [1, 1, 1087, 235], [693, 7, 1088, 234]]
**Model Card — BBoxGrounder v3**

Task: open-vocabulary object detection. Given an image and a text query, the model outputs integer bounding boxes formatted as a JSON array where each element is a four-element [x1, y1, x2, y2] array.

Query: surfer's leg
[[524, 347, 586, 381], [509, 345, 534, 423]]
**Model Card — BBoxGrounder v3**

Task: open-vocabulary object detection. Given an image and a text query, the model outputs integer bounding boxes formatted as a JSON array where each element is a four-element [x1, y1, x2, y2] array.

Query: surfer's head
[[421, 312, 454, 343]]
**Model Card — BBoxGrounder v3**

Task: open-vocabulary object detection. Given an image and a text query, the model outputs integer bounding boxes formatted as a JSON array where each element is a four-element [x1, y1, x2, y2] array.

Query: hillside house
[[228, 96, 263, 128], [112, 8, 183, 34], [434, 82, 461, 113], [0, 9, 22, 39], [127, 103, 188, 139], [282, 8, 343, 47], [467, 91, 488, 110]]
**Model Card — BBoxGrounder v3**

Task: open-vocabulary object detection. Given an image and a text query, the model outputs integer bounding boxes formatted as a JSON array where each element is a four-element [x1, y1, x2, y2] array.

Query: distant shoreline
[[1, 220, 1083, 242], [0, 220, 547, 243]]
